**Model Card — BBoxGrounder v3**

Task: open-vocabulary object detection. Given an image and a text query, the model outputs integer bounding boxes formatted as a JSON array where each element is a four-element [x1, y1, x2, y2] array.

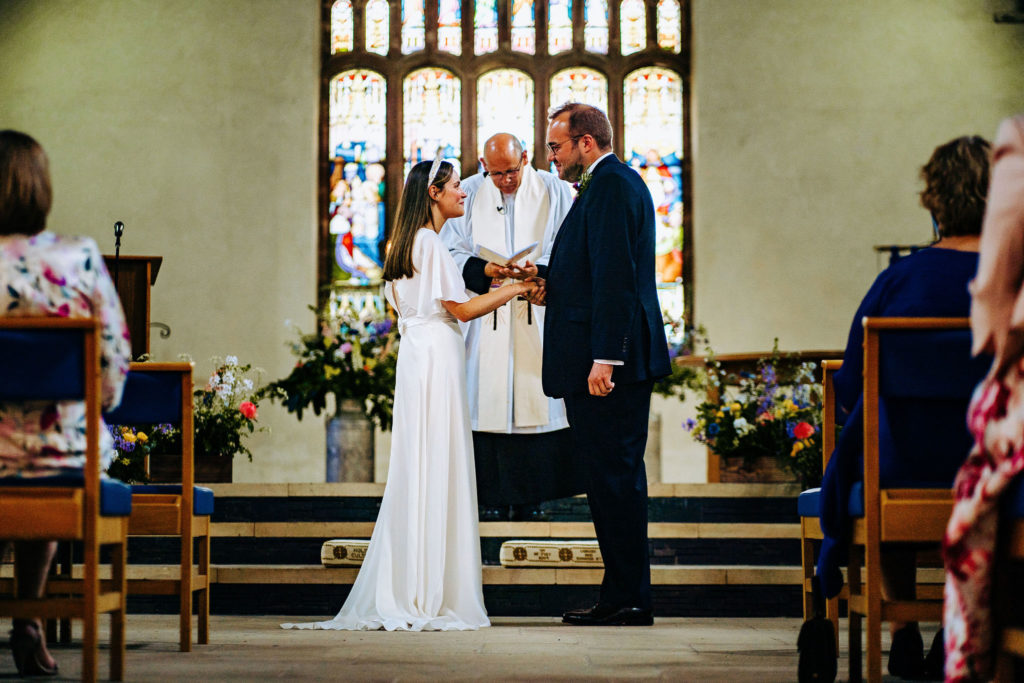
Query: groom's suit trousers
[[563, 378, 653, 611]]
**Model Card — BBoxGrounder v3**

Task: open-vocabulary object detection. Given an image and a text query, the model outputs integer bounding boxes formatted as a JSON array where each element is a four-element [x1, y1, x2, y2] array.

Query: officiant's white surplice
[[441, 165, 572, 434]]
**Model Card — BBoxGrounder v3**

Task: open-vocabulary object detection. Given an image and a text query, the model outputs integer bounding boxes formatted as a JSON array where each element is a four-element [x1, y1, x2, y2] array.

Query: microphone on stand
[[113, 221, 124, 288]]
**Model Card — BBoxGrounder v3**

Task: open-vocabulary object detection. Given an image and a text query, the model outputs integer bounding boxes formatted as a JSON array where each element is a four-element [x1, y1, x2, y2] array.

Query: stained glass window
[[329, 70, 387, 282], [474, 0, 497, 54], [364, 0, 389, 55], [657, 0, 681, 53], [403, 68, 461, 174], [623, 67, 684, 298], [511, 0, 536, 54], [584, 0, 608, 54], [402, 0, 425, 54], [548, 0, 572, 55], [550, 68, 608, 112], [477, 69, 534, 161], [330, 0, 353, 53], [620, 0, 646, 55], [438, 0, 461, 55]]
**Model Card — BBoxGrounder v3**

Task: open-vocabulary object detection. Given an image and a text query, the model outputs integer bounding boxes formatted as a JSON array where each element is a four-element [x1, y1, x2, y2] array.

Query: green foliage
[[262, 301, 398, 430], [106, 423, 178, 484], [651, 317, 705, 401]]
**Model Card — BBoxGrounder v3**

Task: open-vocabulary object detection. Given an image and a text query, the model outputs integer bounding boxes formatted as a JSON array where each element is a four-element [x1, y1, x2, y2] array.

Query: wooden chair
[[104, 362, 212, 652], [798, 359, 843, 647], [0, 317, 131, 682], [846, 317, 987, 682]]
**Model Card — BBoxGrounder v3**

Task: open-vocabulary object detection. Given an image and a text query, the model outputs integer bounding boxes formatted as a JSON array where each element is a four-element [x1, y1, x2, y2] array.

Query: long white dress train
[[282, 229, 490, 632]]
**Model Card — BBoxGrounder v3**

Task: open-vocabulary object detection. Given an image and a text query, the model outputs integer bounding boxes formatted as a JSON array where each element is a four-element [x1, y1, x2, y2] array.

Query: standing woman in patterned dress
[[0, 130, 131, 676]]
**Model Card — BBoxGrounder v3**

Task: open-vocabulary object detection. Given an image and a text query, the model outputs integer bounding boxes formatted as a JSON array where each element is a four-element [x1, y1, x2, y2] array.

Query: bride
[[283, 155, 540, 632]]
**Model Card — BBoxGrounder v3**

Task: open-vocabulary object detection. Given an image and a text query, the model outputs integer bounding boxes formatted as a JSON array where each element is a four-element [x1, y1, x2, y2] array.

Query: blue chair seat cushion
[[130, 485, 214, 515], [798, 488, 821, 517], [0, 475, 132, 516]]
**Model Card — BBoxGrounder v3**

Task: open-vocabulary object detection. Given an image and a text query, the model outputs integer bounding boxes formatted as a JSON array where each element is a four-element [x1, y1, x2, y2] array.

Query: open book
[[476, 241, 539, 265]]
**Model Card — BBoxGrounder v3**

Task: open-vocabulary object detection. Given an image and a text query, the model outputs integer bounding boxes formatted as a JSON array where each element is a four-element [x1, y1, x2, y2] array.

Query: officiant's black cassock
[[542, 154, 670, 611]]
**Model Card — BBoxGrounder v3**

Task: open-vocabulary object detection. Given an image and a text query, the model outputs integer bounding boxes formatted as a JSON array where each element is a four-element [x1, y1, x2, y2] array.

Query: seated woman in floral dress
[[0, 130, 131, 676]]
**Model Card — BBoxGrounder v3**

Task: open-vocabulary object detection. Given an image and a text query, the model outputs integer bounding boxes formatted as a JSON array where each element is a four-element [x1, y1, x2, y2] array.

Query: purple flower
[[683, 418, 696, 431]]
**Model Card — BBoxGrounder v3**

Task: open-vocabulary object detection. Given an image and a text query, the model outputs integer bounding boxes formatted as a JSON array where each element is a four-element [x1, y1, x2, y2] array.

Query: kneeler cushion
[[499, 539, 603, 567]]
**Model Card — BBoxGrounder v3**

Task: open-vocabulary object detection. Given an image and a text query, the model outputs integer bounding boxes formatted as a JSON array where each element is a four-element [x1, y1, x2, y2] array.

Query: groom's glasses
[[546, 135, 582, 154], [484, 158, 524, 181]]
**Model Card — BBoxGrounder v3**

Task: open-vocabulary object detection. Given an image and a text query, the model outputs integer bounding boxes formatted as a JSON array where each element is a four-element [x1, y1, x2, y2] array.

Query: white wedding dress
[[282, 229, 490, 632]]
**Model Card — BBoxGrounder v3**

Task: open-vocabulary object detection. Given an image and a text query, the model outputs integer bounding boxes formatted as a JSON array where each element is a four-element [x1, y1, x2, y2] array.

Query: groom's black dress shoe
[[562, 604, 653, 626]]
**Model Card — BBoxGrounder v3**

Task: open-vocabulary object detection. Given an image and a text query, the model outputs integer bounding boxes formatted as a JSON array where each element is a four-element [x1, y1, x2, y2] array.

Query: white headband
[[426, 146, 446, 187]]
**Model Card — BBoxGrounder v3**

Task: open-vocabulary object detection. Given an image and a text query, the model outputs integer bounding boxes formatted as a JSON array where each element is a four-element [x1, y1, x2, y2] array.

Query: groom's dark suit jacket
[[542, 155, 670, 398]]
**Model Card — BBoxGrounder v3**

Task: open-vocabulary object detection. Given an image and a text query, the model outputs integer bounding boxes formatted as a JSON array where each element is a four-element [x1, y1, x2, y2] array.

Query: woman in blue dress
[[817, 135, 991, 679]]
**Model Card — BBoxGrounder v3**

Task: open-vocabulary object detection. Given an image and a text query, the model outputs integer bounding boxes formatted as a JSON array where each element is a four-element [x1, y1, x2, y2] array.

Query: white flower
[[225, 355, 239, 366], [222, 371, 236, 386], [733, 417, 754, 435], [243, 379, 254, 390], [210, 373, 220, 386]]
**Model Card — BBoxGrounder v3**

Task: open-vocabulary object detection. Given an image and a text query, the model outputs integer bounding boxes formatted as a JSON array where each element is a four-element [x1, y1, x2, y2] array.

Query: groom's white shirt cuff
[[594, 359, 624, 365]]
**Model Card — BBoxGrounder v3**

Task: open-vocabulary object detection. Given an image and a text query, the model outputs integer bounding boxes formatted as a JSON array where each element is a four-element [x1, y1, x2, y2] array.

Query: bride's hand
[[522, 277, 546, 306]]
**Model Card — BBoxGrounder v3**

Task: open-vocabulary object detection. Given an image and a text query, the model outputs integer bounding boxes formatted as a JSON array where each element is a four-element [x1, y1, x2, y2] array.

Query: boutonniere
[[573, 171, 593, 196]]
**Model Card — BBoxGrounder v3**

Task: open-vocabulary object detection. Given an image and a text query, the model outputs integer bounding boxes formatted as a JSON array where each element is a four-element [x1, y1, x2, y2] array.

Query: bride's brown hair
[[383, 159, 454, 281]]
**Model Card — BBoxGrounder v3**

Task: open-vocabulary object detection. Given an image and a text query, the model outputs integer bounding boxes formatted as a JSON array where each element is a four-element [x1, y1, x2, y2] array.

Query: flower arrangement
[[106, 423, 177, 484], [684, 341, 824, 488], [192, 356, 266, 461], [262, 292, 399, 429], [652, 312, 704, 401]]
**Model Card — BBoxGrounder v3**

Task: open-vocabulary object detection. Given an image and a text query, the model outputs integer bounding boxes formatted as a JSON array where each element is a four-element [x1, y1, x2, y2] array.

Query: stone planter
[[326, 398, 375, 482]]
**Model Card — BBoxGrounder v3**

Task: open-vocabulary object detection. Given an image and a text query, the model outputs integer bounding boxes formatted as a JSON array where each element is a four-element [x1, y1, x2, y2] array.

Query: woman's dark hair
[[920, 135, 991, 237], [383, 159, 454, 281], [0, 130, 52, 236]]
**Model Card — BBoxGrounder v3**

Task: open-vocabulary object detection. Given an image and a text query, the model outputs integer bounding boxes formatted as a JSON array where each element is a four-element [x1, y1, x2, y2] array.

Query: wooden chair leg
[[801, 534, 815, 620], [180, 533, 194, 652], [826, 595, 840, 653], [848, 545, 863, 682], [198, 531, 210, 645], [110, 536, 126, 681], [83, 546, 99, 683], [865, 546, 883, 682]]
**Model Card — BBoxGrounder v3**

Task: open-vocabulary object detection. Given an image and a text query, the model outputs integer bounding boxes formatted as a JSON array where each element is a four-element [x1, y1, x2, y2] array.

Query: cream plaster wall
[[0, 0, 324, 482], [3, 1, 1024, 483]]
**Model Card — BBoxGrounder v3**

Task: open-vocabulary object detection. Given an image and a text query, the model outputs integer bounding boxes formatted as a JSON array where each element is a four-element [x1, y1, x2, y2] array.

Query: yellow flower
[[122, 432, 137, 443], [716, 411, 725, 419], [730, 402, 742, 413], [791, 441, 804, 456], [136, 432, 148, 443], [324, 365, 341, 380]]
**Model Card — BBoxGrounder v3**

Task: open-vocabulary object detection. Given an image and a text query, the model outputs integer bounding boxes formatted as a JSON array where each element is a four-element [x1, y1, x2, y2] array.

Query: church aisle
[[6, 614, 939, 680]]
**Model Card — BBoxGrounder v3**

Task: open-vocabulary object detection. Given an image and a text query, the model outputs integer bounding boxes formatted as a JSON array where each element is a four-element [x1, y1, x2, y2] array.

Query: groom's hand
[[588, 362, 615, 397], [523, 277, 546, 305]]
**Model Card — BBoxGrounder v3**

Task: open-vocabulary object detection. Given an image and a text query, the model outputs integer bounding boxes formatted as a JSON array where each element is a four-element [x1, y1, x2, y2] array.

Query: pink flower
[[239, 401, 258, 420], [340, 342, 353, 354], [43, 266, 66, 286], [792, 421, 815, 440]]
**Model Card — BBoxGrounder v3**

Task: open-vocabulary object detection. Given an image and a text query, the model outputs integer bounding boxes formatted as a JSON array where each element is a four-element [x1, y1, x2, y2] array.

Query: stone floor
[[0, 615, 941, 681]]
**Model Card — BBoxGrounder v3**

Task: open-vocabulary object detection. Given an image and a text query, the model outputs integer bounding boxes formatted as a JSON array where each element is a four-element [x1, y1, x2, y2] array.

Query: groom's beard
[[561, 162, 585, 183]]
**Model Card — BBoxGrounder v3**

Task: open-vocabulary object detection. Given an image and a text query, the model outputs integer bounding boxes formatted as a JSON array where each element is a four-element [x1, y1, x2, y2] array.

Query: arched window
[[319, 0, 693, 320]]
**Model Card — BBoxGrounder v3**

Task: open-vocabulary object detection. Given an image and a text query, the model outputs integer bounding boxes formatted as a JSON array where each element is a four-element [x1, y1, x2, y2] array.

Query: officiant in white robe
[[441, 133, 583, 521]]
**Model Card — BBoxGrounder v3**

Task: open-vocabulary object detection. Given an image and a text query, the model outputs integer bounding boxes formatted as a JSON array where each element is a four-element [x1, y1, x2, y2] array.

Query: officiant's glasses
[[546, 135, 582, 154], [484, 158, 524, 181]]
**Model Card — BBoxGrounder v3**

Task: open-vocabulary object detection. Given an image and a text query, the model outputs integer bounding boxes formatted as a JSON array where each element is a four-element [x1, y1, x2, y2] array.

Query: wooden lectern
[[103, 255, 162, 360]]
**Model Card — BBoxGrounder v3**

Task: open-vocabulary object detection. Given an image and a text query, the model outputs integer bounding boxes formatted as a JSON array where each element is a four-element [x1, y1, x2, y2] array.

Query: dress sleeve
[[84, 239, 131, 411], [414, 230, 470, 314], [970, 115, 1024, 371]]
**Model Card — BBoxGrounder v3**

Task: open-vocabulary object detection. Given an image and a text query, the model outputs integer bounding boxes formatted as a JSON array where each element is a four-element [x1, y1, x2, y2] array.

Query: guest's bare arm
[[442, 280, 538, 323]]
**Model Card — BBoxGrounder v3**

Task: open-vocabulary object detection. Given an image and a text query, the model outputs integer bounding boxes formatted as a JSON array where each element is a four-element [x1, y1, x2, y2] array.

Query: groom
[[541, 103, 670, 626]]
